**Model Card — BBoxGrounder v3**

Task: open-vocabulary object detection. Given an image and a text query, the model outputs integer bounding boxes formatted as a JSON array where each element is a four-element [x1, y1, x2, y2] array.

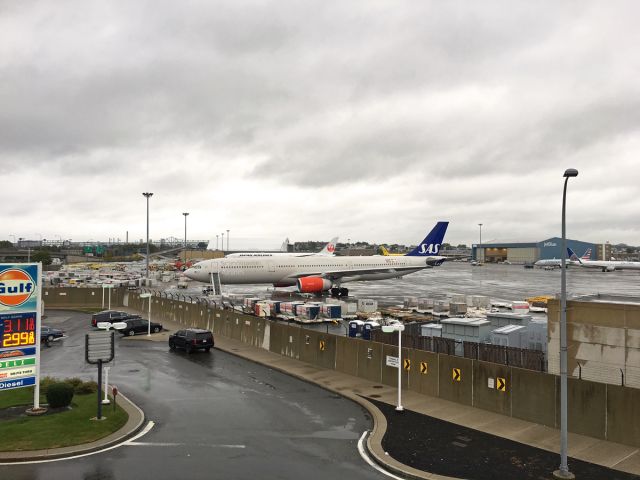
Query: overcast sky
[[1, 1, 638, 249]]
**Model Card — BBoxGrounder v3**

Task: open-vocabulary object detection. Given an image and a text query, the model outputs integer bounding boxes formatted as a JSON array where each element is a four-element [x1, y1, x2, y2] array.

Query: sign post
[[140, 293, 152, 336], [86, 330, 115, 420], [0, 263, 42, 412]]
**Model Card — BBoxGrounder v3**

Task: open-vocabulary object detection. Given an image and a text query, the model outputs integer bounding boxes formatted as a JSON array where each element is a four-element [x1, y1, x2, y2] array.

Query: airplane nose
[[184, 268, 194, 279]]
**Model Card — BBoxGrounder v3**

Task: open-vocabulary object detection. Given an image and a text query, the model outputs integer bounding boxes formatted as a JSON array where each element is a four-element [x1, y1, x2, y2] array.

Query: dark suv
[[120, 318, 163, 336], [91, 310, 140, 327], [169, 329, 214, 353]]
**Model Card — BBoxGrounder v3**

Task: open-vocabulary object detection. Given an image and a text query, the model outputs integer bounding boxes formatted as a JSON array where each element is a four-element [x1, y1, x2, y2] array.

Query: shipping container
[[491, 324, 527, 348], [297, 304, 320, 320], [254, 302, 271, 317], [421, 323, 443, 337], [357, 299, 378, 313], [320, 304, 342, 318]]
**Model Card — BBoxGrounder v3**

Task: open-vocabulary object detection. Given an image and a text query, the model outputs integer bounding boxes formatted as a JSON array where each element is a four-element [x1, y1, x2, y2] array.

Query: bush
[[66, 377, 84, 390], [75, 381, 98, 395], [46, 382, 74, 408], [40, 376, 58, 394]]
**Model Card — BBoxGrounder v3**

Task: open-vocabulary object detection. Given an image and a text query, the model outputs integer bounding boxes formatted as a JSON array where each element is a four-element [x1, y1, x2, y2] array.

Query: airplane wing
[[285, 258, 445, 281]]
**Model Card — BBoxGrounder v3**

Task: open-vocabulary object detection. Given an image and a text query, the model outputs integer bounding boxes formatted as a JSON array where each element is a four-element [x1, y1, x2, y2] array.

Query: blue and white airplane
[[185, 222, 449, 295], [568, 247, 640, 272]]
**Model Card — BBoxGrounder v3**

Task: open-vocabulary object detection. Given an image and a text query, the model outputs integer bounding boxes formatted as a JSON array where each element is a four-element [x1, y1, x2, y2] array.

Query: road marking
[[357, 431, 406, 480], [0, 421, 156, 465], [126, 442, 245, 448]]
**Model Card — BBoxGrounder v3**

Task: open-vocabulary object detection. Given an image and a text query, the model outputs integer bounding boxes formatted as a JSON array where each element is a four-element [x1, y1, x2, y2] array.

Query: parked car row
[[90, 311, 215, 354], [91, 310, 163, 336]]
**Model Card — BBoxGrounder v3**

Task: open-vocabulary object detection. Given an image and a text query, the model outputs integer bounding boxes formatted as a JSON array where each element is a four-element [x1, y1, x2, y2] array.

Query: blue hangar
[[472, 237, 597, 264]]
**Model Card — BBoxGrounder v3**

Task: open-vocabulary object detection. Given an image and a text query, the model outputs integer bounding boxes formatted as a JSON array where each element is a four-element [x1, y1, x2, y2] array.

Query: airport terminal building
[[472, 237, 597, 264]]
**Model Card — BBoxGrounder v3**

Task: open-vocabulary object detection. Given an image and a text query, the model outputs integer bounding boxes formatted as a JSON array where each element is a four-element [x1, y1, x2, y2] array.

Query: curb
[[0, 392, 145, 462]]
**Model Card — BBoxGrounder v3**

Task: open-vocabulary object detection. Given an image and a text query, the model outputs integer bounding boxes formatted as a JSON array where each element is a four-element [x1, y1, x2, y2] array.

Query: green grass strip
[[0, 392, 128, 451]]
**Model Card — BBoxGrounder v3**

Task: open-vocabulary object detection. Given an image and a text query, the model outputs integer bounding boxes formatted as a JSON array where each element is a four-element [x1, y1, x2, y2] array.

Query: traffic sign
[[452, 368, 461, 382], [319, 340, 326, 351], [386, 355, 399, 368], [403, 359, 411, 371], [85, 331, 115, 364], [420, 362, 428, 374], [97, 321, 127, 330], [497, 377, 506, 392]]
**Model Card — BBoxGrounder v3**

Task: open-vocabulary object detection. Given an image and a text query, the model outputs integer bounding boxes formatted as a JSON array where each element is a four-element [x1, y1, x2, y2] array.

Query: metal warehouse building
[[472, 237, 597, 264]]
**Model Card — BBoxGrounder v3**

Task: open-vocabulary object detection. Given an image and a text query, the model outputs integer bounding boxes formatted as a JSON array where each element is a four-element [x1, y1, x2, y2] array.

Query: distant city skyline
[[1, 2, 638, 245]]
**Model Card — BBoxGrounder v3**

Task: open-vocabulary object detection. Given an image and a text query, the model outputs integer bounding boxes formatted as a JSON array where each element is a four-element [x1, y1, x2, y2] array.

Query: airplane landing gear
[[330, 287, 349, 297]]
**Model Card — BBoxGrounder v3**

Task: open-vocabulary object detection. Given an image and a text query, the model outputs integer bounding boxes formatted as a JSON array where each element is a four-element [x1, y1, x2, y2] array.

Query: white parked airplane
[[185, 222, 448, 296], [225, 237, 339, 258], [567, 248, 640, 272], [534, 248, 591, 269]]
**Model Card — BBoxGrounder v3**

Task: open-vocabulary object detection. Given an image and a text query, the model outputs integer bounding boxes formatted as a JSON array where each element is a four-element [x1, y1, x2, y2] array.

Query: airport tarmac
[[177, 261, 640, 306]]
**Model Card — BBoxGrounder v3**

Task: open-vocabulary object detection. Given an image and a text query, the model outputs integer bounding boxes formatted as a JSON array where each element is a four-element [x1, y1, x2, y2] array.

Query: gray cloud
[[0, 1, 638, 245]]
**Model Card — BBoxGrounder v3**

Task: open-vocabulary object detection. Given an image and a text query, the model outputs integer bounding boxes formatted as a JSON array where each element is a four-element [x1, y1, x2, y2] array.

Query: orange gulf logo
[[0, 269, 36, 307], [327, 244, 335, 253]]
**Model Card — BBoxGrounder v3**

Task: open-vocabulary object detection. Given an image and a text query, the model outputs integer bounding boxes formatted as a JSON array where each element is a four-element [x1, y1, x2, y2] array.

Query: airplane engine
[[605, 266, 616, 272], [296, 277, 332, 293]]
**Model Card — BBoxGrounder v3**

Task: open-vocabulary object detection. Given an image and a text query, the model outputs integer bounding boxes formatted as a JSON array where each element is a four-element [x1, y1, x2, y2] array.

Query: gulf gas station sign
[[0, 264, 42, 396]]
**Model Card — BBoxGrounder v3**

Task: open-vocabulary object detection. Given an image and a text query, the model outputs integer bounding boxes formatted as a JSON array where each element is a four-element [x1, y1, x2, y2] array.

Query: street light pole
[[183, 212, 189, 266], [216, 234, 219, 250], [226, 229, 229, 251], [478, 223, 483, 262], [142, 192, 153, 282], [554, 168, 578, 480], [221, 232, 225, 252]]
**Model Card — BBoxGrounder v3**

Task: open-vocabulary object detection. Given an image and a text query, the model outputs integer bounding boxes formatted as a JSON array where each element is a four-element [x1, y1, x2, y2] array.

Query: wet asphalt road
[[0, 311, 384, 480]]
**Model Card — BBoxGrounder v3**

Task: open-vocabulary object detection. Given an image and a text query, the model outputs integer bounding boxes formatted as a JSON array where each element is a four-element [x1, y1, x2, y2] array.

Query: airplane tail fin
[[581, 248, 592, 260], [280, 238, 290, 252], [567, 247, 582, 263], [405, 222, 449, 256], [379, 246, 391, 256], [317, 237, 338, 255]]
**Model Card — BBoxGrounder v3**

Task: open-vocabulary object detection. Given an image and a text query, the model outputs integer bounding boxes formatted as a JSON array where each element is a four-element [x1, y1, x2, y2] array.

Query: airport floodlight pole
[[221, 232, 225, 252], [183, 212, 189, 265], [478, 223, 483, 262], [216, 234, 219, 250], [227, 229, 229, 251], [382, 324, 405, 412], [554, 168, 578, 480], [142, 192, 153, 281]]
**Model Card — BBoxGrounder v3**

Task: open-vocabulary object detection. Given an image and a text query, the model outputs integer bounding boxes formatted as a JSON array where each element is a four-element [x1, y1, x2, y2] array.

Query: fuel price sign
[[1, 313, 37, 348]]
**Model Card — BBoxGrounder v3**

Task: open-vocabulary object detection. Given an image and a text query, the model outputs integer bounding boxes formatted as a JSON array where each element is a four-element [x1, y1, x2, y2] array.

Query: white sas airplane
[[225, 237, 339, 258], [185, 222, 448, 297]]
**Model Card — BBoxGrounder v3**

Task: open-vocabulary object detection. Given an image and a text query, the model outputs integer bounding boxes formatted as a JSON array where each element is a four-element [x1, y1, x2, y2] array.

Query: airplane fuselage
[[185, 255, 433, 286]]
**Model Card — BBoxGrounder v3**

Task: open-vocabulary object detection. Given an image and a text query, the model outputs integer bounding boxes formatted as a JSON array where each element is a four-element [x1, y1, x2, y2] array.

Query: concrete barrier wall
[[44, 287, 124, 309], [607, 385, 640, 447], [472, 361, 510, 416], [510, 367, 556, 428], [408, 349, 439, 397], [49, 288, 640, 448], [438, 355, 473, 407]]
